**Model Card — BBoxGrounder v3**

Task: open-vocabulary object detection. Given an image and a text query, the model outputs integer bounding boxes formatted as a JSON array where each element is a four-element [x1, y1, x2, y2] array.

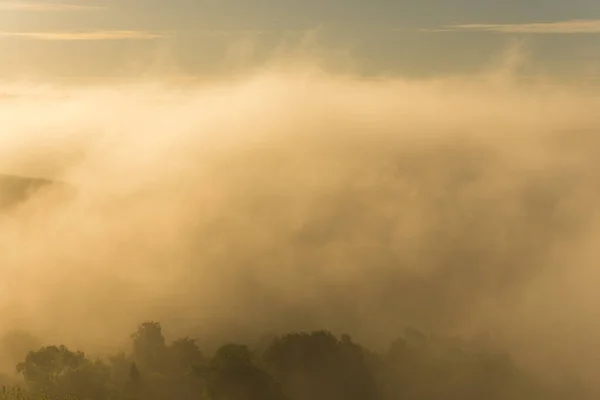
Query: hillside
[[0, 174, 55, 210]]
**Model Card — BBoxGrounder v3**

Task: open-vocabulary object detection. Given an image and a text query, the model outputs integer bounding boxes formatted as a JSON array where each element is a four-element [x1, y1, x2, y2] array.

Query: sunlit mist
[[1, 45, 600, 398]]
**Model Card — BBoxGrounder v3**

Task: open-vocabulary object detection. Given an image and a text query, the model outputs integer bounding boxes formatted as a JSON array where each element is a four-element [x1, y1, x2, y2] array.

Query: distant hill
[[0, 174, 55, 210]]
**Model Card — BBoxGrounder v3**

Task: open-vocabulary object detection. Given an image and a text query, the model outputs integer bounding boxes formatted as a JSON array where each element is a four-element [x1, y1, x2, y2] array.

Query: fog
[[1, 53, 600, 389]]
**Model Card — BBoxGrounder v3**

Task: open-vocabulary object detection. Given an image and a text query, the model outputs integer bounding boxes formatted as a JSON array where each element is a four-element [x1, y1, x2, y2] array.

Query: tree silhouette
[[263, 330, 380, 400], [131, 322, 167, 374], [206, 344, 285, 400], [168, 337, 204, 374], [5, 321, 586, 400], [16, 345, 109, 400]]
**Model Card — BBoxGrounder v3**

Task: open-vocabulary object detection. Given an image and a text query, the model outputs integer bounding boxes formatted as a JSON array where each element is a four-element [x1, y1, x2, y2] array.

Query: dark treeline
[[0, 322, 589, 400]]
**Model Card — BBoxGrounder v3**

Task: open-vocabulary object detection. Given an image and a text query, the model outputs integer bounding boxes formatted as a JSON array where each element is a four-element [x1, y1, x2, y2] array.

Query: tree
[[168, 337, 204, 374], [16, 345, 109, 400], [206, 344, 285, 400], [165, 338, 206, 400], [131, 322, 167, 374], [262, 331, 380, 400]]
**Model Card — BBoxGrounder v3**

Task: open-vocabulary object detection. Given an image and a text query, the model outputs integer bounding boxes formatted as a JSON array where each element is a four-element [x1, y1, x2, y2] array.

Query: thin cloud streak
[[0, 30, 167, 40], [424, 19, 600, 34], [0, 29, 297, 41], [0, 2, 104, 11]]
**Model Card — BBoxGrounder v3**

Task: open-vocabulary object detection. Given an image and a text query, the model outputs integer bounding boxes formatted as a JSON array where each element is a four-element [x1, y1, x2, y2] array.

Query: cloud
[[426, 19, 600, 34], [194, 29, 272, 37], [0, 1, 104, 11], [0, 30, 167, 40], [0, 28, 301, 41], [2, 59, 600, 384], [3, 48, 600, 392]]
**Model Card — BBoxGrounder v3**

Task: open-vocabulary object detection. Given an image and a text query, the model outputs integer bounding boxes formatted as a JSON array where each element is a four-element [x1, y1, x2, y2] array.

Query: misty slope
[[0, 174, 54, 210]]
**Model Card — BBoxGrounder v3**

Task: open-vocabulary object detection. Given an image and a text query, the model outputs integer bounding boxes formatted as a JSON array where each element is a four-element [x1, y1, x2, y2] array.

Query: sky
[[1, 0, 600, 80]]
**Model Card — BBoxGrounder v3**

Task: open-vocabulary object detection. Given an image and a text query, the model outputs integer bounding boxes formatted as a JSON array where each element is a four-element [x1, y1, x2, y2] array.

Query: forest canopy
[[0, 321, 588, 400]]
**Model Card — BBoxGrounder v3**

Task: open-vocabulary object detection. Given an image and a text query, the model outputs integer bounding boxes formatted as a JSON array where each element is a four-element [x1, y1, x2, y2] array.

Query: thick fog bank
[[1, 66, 600, 386]]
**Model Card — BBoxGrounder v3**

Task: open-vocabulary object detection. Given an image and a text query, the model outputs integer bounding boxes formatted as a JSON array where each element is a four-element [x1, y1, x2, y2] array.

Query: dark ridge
[[0, 174, 55, 210]]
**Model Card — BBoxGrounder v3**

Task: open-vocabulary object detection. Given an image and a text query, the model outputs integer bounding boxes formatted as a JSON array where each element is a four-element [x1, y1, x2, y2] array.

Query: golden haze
[[1, 54, 600, 389]]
